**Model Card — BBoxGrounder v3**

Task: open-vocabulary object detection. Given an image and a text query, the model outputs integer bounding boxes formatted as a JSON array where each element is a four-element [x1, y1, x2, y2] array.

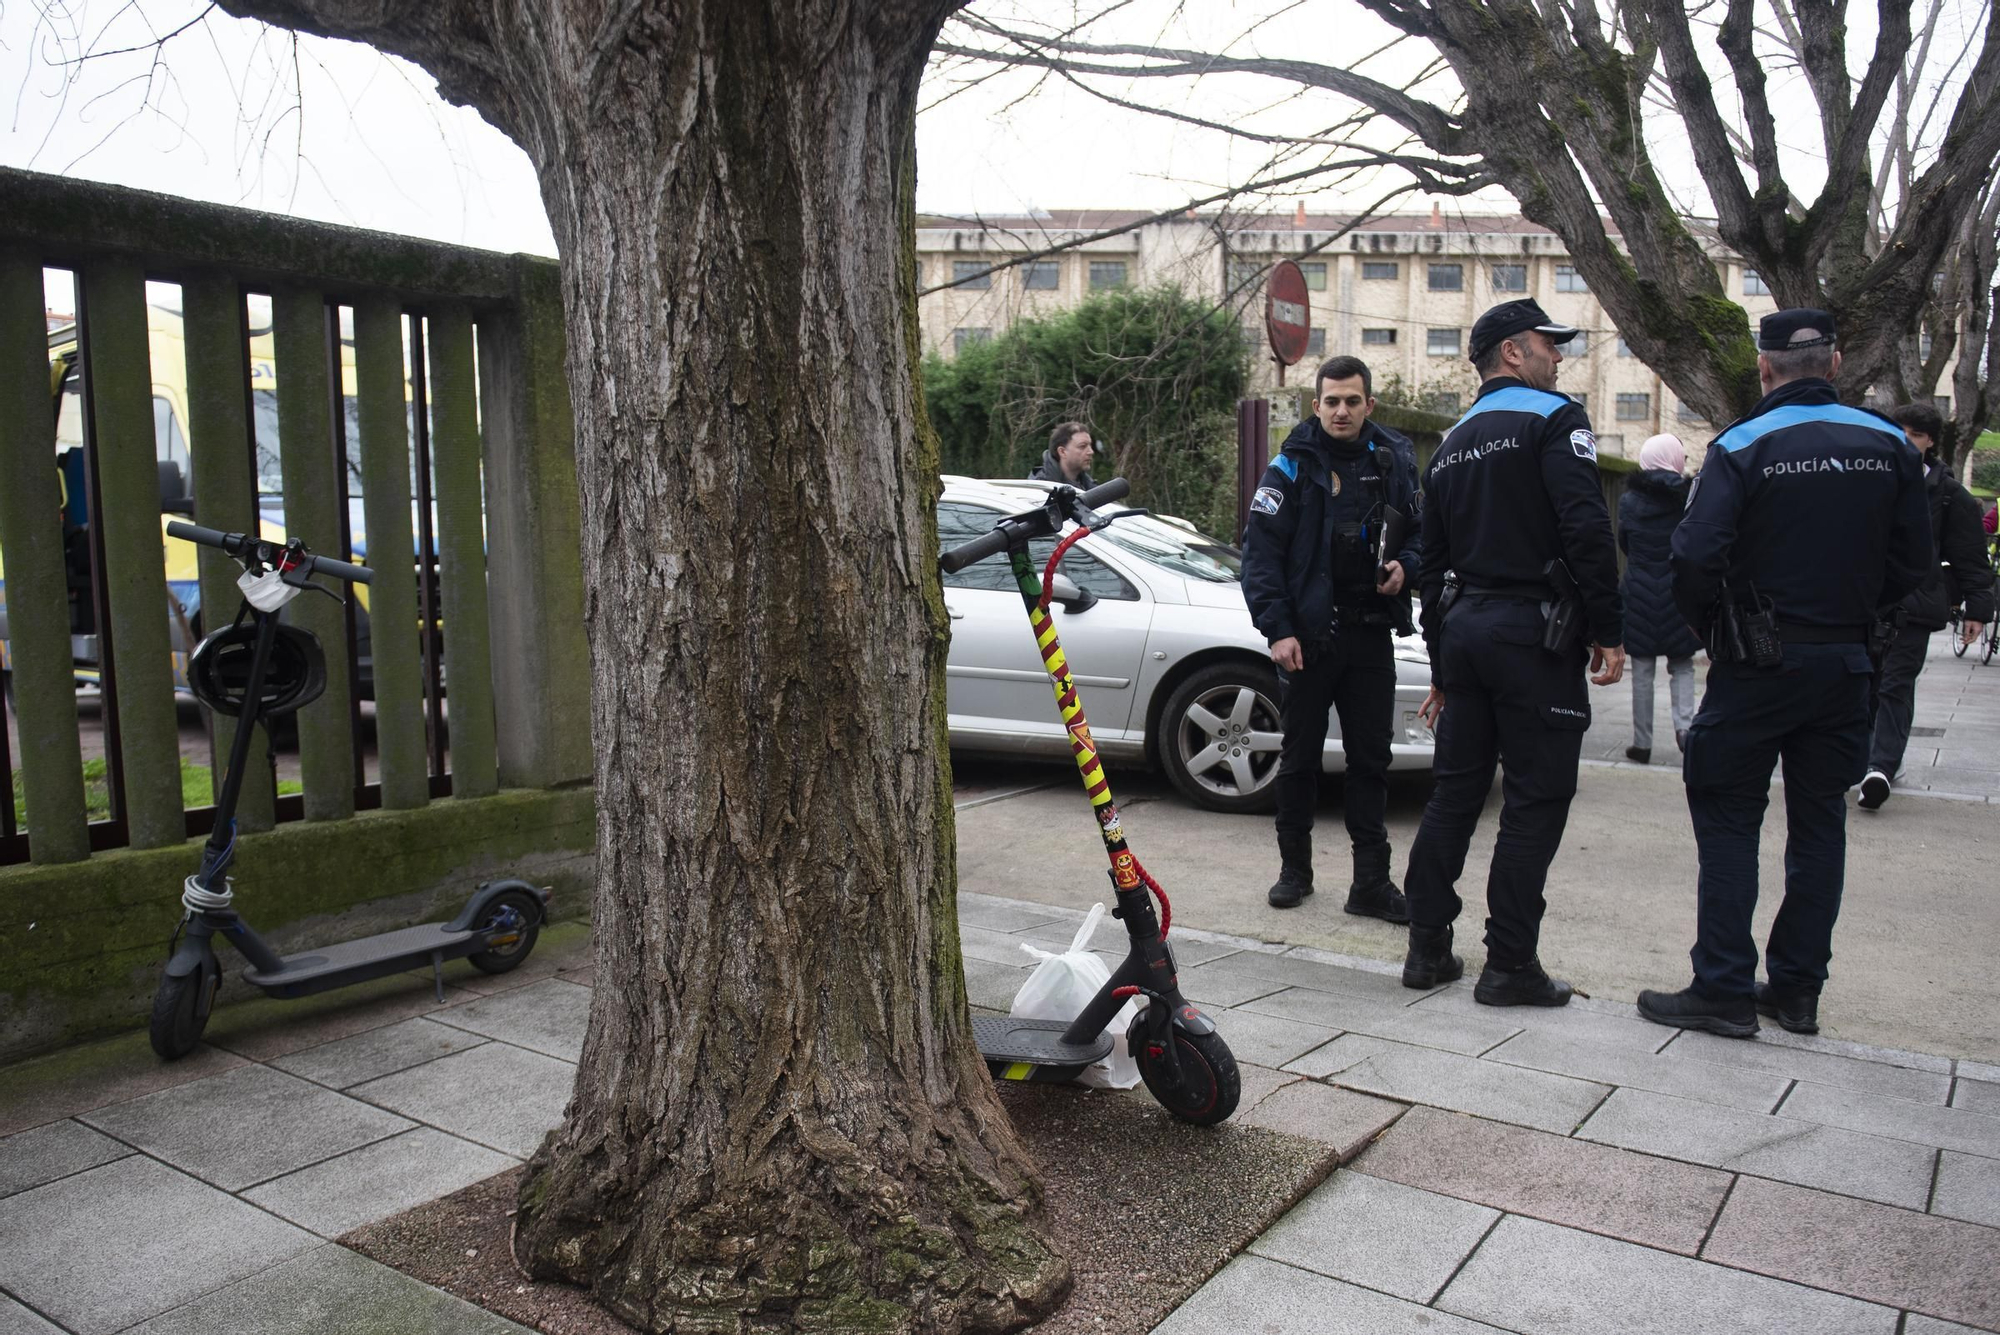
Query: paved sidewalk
[[4, 894, 1998, 1334]]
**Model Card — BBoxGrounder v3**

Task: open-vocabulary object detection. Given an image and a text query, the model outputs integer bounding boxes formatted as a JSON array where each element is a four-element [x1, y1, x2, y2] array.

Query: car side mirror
[[1049, 573, 1098, 613]]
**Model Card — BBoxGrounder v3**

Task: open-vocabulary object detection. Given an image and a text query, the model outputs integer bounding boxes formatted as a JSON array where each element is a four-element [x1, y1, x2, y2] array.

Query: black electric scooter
[[941, 479, 1240, 1125], [148, 521, 549, 1060]]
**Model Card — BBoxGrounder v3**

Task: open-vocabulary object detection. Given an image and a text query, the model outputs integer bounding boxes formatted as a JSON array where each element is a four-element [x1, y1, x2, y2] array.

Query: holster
[[1541, 559, 1583, 657]]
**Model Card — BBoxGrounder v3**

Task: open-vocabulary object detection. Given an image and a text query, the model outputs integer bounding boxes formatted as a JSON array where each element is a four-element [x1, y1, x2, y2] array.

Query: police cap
[[1757, 308, 1838, 351], [1468, 298, 1581, 364]]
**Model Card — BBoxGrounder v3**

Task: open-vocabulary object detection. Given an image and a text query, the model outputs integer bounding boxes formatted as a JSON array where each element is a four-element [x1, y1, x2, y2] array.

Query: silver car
[[939, 477, 1435, 813]]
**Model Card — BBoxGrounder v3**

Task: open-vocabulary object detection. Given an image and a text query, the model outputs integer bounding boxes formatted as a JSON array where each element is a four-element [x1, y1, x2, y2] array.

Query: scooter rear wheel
[[467, 888, 543, 974], [149, 971, 210, 1061], [1136, 1024, 1241, 1126]]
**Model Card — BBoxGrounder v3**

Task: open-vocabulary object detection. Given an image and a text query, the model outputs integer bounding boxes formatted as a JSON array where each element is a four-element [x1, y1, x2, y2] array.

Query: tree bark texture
[[217, 2, 1066, 1330]]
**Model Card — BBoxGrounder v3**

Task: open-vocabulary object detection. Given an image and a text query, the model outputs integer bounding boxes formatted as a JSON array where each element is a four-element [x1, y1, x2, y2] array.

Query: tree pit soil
[[342, 1081, 1341, 1333]]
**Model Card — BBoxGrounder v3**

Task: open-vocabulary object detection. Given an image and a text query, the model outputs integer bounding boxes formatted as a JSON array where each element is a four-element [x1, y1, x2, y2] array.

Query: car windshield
[[1094, 512, 1240, 583]]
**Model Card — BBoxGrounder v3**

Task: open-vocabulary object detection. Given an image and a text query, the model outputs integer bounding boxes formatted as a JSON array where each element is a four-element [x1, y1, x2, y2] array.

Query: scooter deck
[[242, 921, 480, 998], [973, 1016, 1113, 1081]]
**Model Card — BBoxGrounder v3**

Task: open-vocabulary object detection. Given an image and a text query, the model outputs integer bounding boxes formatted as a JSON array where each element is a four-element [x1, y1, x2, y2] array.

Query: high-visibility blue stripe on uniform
[[1714, 403, 1903, 453], [1271, 453, 1298, 480], [1447, 385, 1568, 435]]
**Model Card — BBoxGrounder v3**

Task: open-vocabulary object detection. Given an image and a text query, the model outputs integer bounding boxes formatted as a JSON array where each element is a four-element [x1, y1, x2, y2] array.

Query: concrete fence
[[0, 168, 595, 1059]]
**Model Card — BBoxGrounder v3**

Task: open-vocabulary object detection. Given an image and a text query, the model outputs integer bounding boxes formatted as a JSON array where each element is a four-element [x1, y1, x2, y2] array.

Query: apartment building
[[916, 206, 1899, 460]]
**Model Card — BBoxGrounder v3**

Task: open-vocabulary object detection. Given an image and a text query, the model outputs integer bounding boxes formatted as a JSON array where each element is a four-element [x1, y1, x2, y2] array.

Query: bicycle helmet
[[187, 623, 327, 717]]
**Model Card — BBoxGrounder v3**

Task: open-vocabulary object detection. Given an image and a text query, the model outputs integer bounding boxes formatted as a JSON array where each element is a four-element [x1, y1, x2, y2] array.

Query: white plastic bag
[[1010, 903, 1142, 1089]]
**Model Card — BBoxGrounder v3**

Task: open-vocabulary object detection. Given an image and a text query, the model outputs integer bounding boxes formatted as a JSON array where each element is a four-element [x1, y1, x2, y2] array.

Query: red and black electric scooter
[[941, 479, 1240, 1125]]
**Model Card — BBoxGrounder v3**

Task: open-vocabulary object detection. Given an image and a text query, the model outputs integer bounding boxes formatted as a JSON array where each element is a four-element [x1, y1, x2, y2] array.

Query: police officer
[[1402, 299, 1625, 1007], [1639, 309, 1929, 1038], [1242, 355, 1424, 915]]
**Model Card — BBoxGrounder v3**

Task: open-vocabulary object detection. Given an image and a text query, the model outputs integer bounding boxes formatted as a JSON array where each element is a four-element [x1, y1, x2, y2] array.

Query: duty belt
[[1460, 581, 1554, 602], [1776, 622, 1867, 645]]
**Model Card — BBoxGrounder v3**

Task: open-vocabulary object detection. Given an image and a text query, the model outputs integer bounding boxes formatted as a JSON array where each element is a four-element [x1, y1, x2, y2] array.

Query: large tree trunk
[[219, 2, 1067, 1330]]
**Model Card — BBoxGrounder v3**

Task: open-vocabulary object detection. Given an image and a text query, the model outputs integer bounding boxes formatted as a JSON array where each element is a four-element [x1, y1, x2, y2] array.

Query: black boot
[[1754, 982, 1819, 1035], [1625, 745, 1651, 763], [1474, 957, 1573, 1008], [1636, 984, 1758, 1038], [1268, 834, 1314, 909], [1402, 925, 1464, 989], [1344, 844, 1409, 923]]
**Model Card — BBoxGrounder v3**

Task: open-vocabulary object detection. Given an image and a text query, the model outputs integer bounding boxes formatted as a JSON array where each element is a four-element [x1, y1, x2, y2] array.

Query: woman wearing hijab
[[1618, 433, 1702, 762]]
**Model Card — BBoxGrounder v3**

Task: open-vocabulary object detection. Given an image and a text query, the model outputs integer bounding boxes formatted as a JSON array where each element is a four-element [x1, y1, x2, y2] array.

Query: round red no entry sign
[[1265, 259, 1310, 366]]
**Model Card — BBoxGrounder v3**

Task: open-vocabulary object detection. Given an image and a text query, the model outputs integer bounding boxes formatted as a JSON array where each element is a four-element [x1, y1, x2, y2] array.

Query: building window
[[1934, 395, 1952, 416], [1427, 327, 1461, 356], [1022, 261, 1059, 291], [1227, 259, 1263, 291], [1598, 434, 1626, 456], [1616, 392, 1651, 421], [1571, 393, 1588, 413], [1299, 261, 1327, 291], [1434, 392, 1462, 413], [1919, 331, 1934, 361], [1555, 265, 1588, 293], [951, 261, 991, 290], [1677, 400, 1703, 423], [1428, 263, 1463, 291], [954, 327, 993, 355], [1306, 328, 1327, 357], [1566, 330, 1590, 356], [1743, 269, 1770, 296], [1089, 260, 1128, 289], [1617, 336, 1637, 357], [1490, 264, 1527, 292], [1362, 327, 1397, 346], [1361, 261, 1399, 281]]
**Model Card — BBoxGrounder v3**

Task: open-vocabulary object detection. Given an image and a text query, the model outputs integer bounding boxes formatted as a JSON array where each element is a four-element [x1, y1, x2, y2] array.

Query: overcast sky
[[2, 0, 1967, 300]]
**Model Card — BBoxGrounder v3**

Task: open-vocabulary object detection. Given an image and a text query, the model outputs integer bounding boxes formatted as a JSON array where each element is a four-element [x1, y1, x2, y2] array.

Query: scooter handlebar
[[938, 477, 1132, 574], [166, 521, 242, 552], [166, 521, 373, 585], [307, 553, 373, 586]]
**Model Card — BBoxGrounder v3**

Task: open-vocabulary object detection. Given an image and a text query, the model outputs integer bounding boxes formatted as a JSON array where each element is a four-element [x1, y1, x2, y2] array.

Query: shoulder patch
[[1570, 429, 1597, 461], [1251, 486, 1284, 516], [1271, 453, 1299, 481]]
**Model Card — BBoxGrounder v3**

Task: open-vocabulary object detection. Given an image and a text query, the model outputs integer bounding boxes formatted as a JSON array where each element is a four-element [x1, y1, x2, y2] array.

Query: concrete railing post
[[427, 306, 499, 799], [83, 262, 184, 849], [271, 288, 355, 820], [478, 257, 591, 790], [0, 248, 89, 862], [181, 272, 276, 832], [353, 297, 429, 810]]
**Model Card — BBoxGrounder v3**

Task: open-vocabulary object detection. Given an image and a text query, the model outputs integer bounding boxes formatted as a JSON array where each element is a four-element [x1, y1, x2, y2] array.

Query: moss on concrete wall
[[0, 786, 595, 1062]]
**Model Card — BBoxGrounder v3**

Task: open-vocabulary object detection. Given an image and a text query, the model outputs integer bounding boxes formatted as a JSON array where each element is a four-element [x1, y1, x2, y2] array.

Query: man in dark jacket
[[1029, 421, 1096, 488], [1618, 433, 1703, 763], [1242, 355, 1423, 916], [1858, 402, 1996, 809]]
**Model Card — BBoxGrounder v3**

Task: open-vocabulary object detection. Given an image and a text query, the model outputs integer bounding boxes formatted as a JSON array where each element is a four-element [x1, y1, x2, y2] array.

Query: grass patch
[[11, 756, 302, 828]]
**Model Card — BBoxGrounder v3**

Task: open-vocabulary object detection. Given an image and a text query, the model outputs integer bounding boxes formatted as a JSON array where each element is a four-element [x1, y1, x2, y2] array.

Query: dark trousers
[[1866, 622, 1931, 777], [1683, 644, 1872, 998], [1274, 624, 1395, 862], [1404, 597, 1588, 969]]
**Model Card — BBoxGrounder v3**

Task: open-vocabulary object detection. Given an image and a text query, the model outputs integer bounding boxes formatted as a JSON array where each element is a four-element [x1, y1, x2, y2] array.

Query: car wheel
[[1158, 661, 1284, 813]]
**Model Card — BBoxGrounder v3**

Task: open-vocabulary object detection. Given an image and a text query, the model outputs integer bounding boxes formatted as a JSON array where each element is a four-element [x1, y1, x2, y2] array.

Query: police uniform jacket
[[1242, 417, 1423, 642], [1670, 379, 1930, 636], [1417, 377, 1624, 670]]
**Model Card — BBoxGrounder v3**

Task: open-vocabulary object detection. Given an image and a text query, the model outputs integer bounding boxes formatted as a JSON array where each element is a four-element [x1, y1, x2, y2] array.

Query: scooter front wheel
[[467, 888, 544, 974], [1136, 1024, 1241, 1126], [149, 970, 211, 1060]]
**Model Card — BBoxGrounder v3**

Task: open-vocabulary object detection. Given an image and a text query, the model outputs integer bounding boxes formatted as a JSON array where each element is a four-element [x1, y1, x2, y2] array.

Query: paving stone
[[0, 1295, 60, 1335], [1203, 1006, 1342, 1070], [1234, 1062, 1305, 1114], [124, 1242, 532, 1334], [430, 978, 593, 1063], [1577, 1088, 1937, 1209], [1195, 949, 1435, 1006], [0, 1155, 316, 1335], [1406, 986, 1675, 1052], [1240, 987, 1521, 1057], [1959, 1060, 2000, 1085], [0, 1033, 246, 1139], [243, 1127, 517, 1237], [269, 1017, 492, 1089], [200, 969, 482, 1063], [1663, 1028, 1952, 1103], [0, 1119, 130, 1199], [1153, 1254, 1509, 1334], [79, 1064, 412, 1192], [1486, 1028, 1790, 1113], [1743, 1028, 1951, 1074], [959, 925, 1041, 967], [1903, 1317, 1993, 1334], [1353, 1105, 1731, 1255], [952, 895, 1069, 932], [961, 956, 1029, 1012], [1781, 1081, 2000, 1157], [1951, 1078, 2000, 1116], [1289, 1034, 1610, 1134], [1175, 959, 1292, 1007], [1236, 1080, 1406, 1160], [1931, 1151, 2000, 1229], [351, 1041, 573, 1159], [1703, 1175, 2000, 1330], [1438, 1214, 1898, 1335], [1249, 1171, 1497, 1302]]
